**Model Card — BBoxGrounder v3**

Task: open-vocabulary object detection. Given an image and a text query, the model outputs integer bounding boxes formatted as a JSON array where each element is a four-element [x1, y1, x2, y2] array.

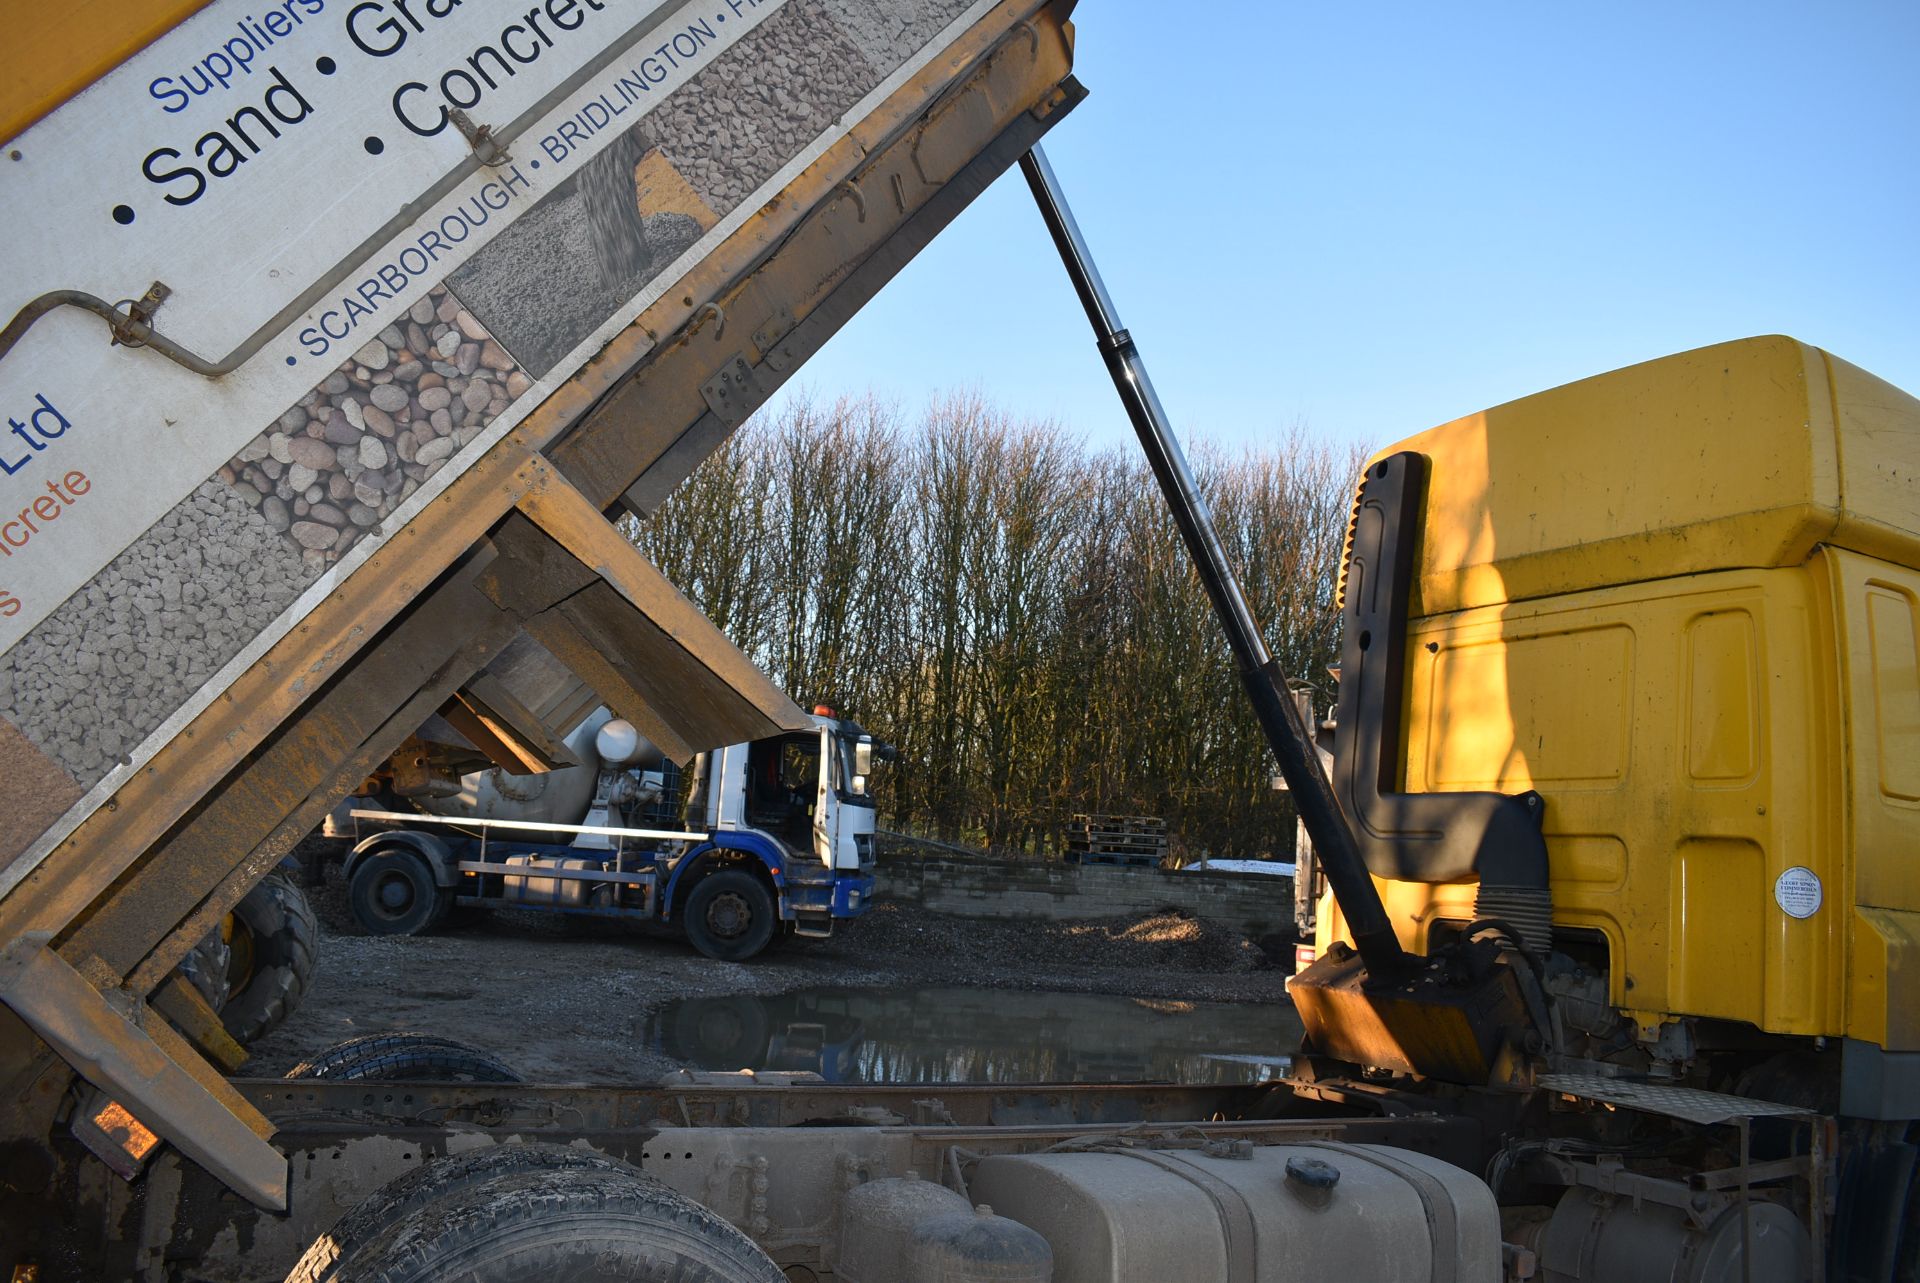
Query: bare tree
[[627, 391, 1364, 861]]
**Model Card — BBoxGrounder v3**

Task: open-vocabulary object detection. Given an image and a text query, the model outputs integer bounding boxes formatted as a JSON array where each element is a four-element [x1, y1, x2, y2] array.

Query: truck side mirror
[[851, 774, 868, 797], [854, 740, 873, 776]]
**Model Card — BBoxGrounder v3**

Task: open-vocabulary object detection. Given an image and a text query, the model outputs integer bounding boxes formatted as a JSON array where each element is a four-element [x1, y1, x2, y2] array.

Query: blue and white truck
[[341, 706, 885, 960]]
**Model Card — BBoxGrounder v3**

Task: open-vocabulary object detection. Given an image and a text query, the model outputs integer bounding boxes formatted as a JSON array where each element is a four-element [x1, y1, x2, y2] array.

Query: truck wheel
[[221, 872, 319, 1045], [330, 1165, 784, 1283], [349, 848, 448, 936], [175, 930, 232, 1013], [285, 1143, 640, 1283], [286, 1033, 521, 1083], [682, 869, 776, 962]]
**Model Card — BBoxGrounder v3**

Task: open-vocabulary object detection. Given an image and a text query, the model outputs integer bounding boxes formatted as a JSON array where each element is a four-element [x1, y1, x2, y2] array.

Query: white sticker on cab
[[1773, 866, 1822, 920]]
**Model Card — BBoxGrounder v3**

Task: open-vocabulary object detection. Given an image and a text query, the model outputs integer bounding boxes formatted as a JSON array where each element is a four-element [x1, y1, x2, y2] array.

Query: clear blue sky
[[775, 0, 1920, 453]]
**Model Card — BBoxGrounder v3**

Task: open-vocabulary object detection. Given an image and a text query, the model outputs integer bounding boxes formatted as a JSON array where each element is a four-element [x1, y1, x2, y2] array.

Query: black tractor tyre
[[221, 872, 320, 1045], [286, 1033, 521, 1083], [330, 1166, 784, 1283], [285, 1143, 642, 1283], [681, 869, 777, 962], [348, 848, 448, 936]]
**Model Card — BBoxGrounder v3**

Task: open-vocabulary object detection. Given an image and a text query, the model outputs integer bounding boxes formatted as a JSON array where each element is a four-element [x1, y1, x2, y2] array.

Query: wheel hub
[[708, 891, 750, 938], [377, 875, 414, 912]]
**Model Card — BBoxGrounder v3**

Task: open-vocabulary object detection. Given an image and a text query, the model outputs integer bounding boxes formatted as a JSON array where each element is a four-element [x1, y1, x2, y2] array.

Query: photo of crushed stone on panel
[[448, 127, 716, 379], [0, 480, 314, 799]]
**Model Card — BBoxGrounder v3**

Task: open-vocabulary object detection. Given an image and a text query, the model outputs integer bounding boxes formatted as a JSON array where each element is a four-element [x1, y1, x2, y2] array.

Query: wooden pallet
[[1067, 813, 1166, 836], [1064, 813, 1168, 866]]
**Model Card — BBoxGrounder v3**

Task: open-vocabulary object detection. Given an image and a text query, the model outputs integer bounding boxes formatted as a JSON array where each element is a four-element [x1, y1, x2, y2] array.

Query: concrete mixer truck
[[338, 704, 887, 959]]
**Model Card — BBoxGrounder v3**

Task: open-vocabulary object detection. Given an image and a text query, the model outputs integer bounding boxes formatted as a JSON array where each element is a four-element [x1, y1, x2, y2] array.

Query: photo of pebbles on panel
[[219, 284, 530, 570]]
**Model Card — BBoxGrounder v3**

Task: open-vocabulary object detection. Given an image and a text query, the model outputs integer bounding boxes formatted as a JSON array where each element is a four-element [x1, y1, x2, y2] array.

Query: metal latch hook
[[449, 110, 511, 166], [689, 302, 726, 341], [109, 282, 172, 349]]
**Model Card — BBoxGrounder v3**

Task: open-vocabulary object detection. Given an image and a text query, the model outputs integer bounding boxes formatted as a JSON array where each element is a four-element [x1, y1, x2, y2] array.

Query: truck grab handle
[[348, 809, 702, 844]]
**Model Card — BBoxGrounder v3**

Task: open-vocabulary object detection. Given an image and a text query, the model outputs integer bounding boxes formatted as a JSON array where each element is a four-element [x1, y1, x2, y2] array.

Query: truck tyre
[[222, 872, 320, 1045], [325, 1165, 784, 1283], [681, 869, 776, 962], [287, 1033, 521, 1083], [285, 1143, 640, 1283], [349, 848, 448, 936], [175, 930, 232, 1013]]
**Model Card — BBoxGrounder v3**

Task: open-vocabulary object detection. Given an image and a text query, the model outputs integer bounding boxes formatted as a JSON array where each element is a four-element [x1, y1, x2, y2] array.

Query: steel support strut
[[1018, 146, 1407, 979]]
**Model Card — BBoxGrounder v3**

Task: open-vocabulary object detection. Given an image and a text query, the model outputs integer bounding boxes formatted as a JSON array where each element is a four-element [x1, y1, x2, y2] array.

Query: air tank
[[908, 1204, 1054, 1282], [835, 1172, 974, 1283]]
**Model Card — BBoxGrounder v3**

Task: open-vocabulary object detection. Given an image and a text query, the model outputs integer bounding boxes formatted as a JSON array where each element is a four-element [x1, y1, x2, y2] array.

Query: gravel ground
[[243, 859, 1292, 1083]]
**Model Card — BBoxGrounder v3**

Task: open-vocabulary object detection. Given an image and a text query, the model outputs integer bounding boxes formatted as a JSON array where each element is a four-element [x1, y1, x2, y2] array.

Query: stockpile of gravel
[[653, 0, 879, 215], [0, 481, 315, 787], [839, 902, 1273, 977], [220, 286, 527, 571], [451, 192, 610, 381], [448, 129, 706, 379]]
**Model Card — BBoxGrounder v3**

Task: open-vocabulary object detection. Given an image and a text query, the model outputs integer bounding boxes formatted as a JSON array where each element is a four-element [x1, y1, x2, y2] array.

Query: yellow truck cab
[[1313, 335, 1920, 1112]]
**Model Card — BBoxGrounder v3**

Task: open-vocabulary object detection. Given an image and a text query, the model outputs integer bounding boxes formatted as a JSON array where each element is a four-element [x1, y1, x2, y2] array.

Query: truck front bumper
[[783, 873, 876, 920]]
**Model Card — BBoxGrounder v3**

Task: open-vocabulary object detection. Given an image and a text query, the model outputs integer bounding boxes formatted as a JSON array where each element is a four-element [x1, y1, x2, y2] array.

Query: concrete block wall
[[873, 842, 1297, 942]]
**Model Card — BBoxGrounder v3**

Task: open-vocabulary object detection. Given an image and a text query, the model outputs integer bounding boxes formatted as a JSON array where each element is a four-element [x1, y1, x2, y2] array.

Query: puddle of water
[[644, 987, 1304, 1085]]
